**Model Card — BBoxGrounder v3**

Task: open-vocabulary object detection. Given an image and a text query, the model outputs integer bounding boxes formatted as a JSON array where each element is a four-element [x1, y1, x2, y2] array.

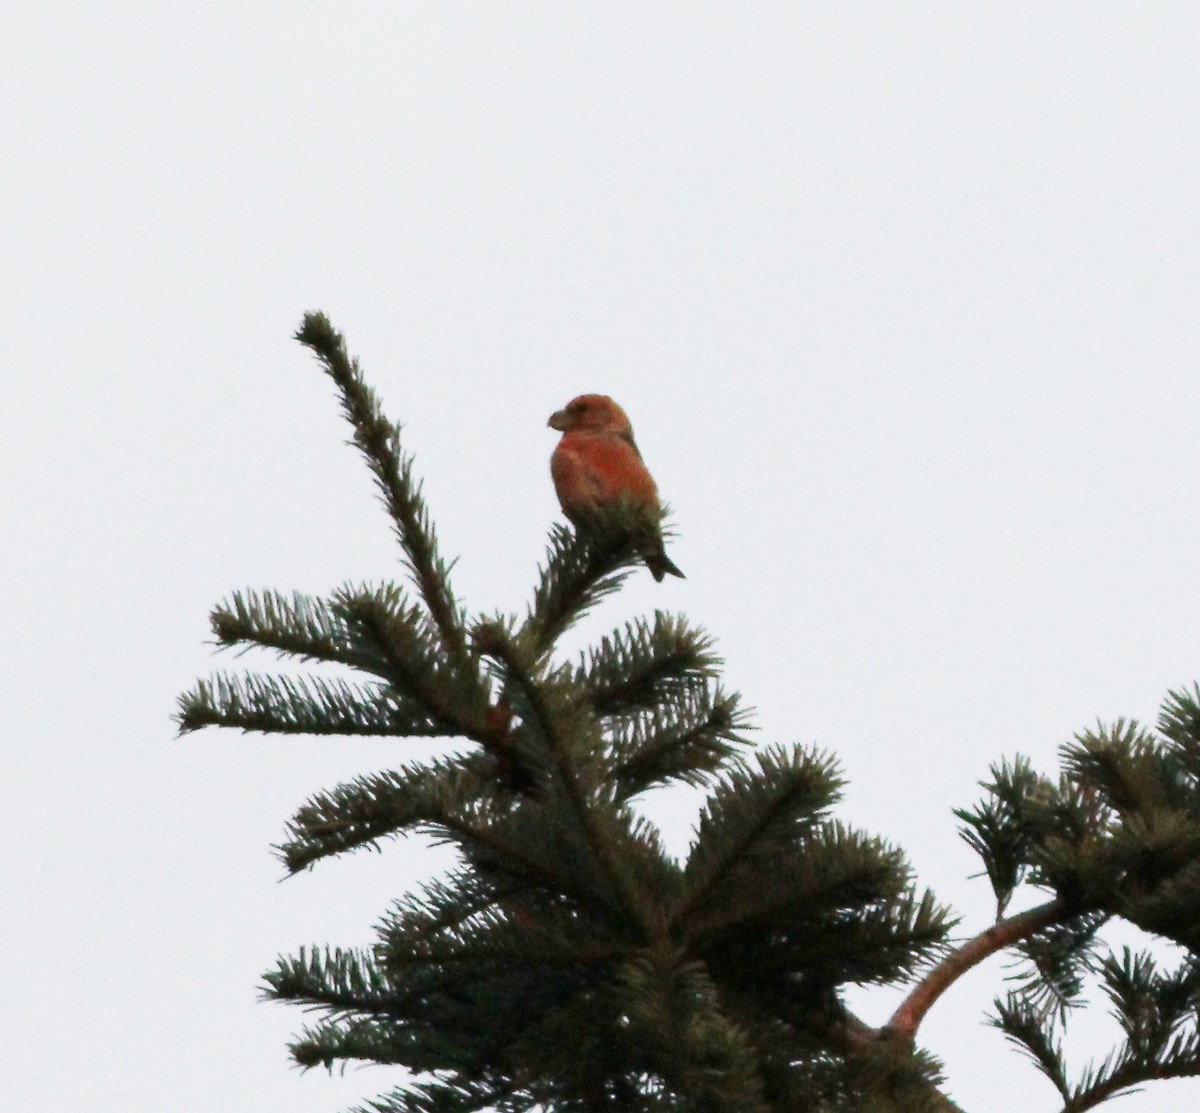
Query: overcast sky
[[5, 4, 1200, 1111]]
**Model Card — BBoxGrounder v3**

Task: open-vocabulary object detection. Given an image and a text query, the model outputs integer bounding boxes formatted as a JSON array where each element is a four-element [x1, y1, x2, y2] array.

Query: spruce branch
[[475, 620, 606, 794], [496, 986, 670, 1112], [1159, 683, 1200, 770], [1061, 721, 1172, 816], [349, 1078, 520, 1113], [290, 1017, 421, 1071], [523, 520, 644, 654], [296, 311, 472, 668], [678, 745, 844, 923], [186, 583, 497, 744], [608, 688, 751, 800], [885, 899, 1066, 1041], [208, 588, 390, 675], [445, 807, 631, 919], [991, 947, 1200, 1113], [989, 992, 1072, 1101], [693, 824, 949, 993], [263, 945, 397, 1018], [688, 822, 908, 943], [1007, 910, 1108, 1020], [331, 583, 492, 738], [282, 763, 626, 910], [614, 956, 772, 1113], [176, 671, 452, 737], [837, 1039, 959, 1113], [380, 892, 630, 972], [476, 620, 664, 938], [579, 612, 721, 718], [277, 755, 492, 872], [1066, 1037, 1200, 1113], [382, 870, 510, 942], [1062, 947, 1200, 1111], [955, 756, 1045, 917], [1109, 857, 1200, 952]]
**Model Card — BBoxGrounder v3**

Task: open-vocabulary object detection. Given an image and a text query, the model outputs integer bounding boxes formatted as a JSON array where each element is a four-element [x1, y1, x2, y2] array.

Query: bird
[[547, 393, 684, 581]]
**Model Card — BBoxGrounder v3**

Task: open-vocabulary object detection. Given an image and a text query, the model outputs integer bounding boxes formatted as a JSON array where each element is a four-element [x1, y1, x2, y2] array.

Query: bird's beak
[[548, 410, 569, 431]]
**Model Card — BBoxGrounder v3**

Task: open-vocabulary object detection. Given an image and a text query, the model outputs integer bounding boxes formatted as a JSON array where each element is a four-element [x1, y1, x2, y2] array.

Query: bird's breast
[[551, 431, 659, 510]]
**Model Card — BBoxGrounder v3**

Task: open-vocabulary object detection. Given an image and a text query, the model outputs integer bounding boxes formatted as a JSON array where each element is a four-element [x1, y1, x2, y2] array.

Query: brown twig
[[884, 897, 1066, 1041]]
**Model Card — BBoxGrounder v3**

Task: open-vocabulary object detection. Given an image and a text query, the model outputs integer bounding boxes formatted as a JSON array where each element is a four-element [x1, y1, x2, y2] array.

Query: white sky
[[5, 4, 1200, 1111]]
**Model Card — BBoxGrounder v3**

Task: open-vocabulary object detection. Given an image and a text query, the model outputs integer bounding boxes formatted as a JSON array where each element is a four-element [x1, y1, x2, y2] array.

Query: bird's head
[[548, 394, 632, 437]]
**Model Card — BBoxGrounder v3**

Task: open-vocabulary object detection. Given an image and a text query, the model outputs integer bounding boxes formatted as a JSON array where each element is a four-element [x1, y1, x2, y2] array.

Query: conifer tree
[[179, 314, 1200, 1113]]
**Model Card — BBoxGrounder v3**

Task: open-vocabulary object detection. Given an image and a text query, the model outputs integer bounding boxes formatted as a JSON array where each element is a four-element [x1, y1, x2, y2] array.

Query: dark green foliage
[[1005, 910, 1106, 1019], [575, 611, 720, 715], [1159, 684, 1200, 768], [184, 314, 1200, 1112], [960, 700, 1200, 1106], [523, 519, 646, 654], [608, 687, 750, 800], [989, 993, 1072, 1100], [179, 581, 493, 741], [992, 947, 1200, 1113], [292, 314, 472, 670], [955, 756, 1043, 917], [278, 755, 494, 872]]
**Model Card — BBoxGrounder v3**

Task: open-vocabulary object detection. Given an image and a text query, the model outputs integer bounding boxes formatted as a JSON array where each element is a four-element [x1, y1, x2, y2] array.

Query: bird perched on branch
[[548, 393, 684, 581]]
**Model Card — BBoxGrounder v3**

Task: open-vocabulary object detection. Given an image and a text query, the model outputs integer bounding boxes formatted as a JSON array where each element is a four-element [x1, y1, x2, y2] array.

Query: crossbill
[[548, 394, 684, 581]]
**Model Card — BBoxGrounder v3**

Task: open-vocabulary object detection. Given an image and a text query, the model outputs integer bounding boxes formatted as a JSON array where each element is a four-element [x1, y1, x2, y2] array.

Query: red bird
[[548, 394, 684, 581]]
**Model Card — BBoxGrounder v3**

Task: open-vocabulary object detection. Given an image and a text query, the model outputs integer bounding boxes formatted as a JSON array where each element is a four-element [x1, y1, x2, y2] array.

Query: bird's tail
[[646, 547, 685, 582]]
